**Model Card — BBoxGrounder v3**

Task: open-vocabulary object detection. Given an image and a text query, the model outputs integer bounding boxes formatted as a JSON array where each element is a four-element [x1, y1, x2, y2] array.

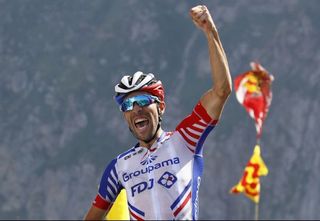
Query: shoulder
[[176, 101, 218, 131], [100, 145, 138, 175], [174, 101, 219, 154], [117, 145, 139, 160], [116, 144, 144, 162]]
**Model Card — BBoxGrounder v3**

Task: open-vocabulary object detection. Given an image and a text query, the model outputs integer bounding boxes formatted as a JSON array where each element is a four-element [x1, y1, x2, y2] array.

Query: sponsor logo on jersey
[[140, 155, 157, 165], [131, 179, 154, 197], [158, 171, 177, 189], [194, 176, 201, 219], [130, 171, 178, 197], [124, 148, 144, 160], [123, 157, 180, 182]]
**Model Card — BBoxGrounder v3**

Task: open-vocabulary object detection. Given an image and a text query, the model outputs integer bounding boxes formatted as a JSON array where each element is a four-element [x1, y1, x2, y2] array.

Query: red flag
[[234, 62, 274, 139]]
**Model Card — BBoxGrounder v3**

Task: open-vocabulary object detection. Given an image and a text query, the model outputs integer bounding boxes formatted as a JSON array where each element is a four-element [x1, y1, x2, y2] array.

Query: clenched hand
[[190, 5, 216, 33]]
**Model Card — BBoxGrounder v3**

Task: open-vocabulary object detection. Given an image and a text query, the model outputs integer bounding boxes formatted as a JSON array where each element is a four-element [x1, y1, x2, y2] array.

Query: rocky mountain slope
[[0, 0, 319, 219]]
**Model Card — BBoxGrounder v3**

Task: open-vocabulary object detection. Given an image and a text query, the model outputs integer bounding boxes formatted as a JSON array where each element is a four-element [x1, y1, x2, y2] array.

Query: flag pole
[[255, 203, 259, 220]]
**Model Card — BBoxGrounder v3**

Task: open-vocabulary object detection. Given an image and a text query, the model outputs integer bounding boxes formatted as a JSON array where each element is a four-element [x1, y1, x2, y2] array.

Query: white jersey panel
[[116, 132, 194, 220]]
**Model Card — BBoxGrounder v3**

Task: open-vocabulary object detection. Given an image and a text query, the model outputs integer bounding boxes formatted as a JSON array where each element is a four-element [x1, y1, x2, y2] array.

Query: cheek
[[123, 113, 131, 125], [148, 105, 159, 121]]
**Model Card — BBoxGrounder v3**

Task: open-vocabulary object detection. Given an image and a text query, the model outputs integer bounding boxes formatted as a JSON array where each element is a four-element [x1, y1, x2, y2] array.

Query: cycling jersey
[[93, 101, 218, 220]]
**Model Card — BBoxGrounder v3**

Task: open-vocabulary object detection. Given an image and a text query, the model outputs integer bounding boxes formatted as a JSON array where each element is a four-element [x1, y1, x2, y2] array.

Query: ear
[[158, 101, 166, 115]]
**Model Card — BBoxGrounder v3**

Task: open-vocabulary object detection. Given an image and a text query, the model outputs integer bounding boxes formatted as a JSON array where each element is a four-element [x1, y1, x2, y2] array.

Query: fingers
[[190, 5, 215, 31], [190, 5, 207, 14], [190, 5, 208, 18], [190, 5, 209, 24], [199, 13, 208, 25]]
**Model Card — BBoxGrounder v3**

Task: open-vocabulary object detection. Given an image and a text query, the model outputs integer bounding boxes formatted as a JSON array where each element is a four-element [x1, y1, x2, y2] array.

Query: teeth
[[135, 118, 147, 124]]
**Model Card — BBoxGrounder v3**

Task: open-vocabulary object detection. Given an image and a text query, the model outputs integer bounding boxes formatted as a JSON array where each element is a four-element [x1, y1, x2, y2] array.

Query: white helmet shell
[[115, 71, 155, 94]]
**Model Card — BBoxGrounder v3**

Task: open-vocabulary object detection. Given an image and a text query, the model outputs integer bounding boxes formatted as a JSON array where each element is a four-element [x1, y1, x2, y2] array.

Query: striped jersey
[[93, 101, 218, 220]]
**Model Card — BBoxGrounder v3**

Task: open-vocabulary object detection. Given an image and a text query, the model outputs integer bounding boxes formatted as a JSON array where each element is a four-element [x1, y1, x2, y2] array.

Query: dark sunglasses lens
[[120, 95, 157, 112], [136, 97, 151, 107], [121, 101, 133, 112]]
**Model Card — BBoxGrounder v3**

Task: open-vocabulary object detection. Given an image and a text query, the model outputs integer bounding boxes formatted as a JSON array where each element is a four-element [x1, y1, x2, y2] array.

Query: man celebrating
[[85, 5, 231, 220]]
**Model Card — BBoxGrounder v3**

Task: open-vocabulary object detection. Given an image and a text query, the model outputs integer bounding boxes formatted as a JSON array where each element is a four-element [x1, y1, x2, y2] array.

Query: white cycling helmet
[[115, 71, 154, 93], [114, 71, 164, 105]]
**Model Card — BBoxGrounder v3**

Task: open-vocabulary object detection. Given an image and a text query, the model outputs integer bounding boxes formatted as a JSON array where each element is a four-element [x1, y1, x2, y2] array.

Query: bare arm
[[190, 5, 232, 120], [84, 205, 108, 220]]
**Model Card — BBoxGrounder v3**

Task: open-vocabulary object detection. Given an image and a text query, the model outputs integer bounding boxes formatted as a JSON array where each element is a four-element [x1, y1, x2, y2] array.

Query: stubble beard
[[131, 124, 157, 144]]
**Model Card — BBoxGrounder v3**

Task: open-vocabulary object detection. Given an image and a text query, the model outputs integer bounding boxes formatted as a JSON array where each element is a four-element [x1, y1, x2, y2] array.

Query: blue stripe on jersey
[[118, 148, 135, 159], [106, 181, 116, 196], [170, 180, 192, 210], [108, 168, 118, 187], [98, 158, 122, 202], [191, 125, 214, 220], [105, 188, 114, 202], [118, 143, 139, 159], [191, 155, 204, 220], [128, 201, 145, 216], [195, 125, 214, 155], [111, 166, 119, 180]]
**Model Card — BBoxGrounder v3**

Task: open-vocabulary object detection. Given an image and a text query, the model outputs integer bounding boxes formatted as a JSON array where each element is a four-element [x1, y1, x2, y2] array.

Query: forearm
[[206, 28, 232, 98], [84, 205, 108, 220], [190, 5, 232, 119]]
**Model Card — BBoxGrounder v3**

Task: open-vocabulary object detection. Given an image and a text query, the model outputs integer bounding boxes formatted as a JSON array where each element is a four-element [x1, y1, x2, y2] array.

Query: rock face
[[0, 0, 319, 219]]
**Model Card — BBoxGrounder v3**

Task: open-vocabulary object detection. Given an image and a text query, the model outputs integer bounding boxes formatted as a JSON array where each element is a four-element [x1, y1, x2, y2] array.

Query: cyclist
[[85, 5, 231, 220]]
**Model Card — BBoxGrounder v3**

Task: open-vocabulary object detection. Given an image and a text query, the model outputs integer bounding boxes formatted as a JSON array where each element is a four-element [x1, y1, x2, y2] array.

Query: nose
[[132, 102, 143, 112]]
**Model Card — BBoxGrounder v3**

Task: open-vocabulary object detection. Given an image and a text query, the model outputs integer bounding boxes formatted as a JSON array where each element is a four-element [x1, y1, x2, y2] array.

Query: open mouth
[[134, 118, 149, 130]]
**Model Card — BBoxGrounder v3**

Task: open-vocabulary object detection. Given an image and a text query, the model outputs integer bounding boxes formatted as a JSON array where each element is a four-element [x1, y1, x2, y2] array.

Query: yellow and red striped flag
[[230, 144, 268, 203]]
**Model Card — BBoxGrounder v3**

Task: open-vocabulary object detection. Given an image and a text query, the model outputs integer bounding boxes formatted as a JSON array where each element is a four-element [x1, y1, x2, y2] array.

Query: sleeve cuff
[[93, 194, 112, 210], [194, 101, 218, 125]]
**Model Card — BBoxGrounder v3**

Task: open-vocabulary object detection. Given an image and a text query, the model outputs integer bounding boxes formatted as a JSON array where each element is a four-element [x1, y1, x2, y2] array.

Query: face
[[122, 91, 165, 145]]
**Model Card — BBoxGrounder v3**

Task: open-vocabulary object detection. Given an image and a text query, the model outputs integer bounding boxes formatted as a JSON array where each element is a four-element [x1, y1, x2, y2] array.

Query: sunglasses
[[120, 94, 160, 112]]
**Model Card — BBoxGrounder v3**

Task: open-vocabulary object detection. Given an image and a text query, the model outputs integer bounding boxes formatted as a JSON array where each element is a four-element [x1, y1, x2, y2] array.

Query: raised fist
[[190, 5, 216, 33]]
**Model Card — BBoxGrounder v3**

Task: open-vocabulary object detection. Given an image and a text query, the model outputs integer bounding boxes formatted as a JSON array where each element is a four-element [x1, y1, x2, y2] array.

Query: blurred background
[[1, 0, 320, 219]]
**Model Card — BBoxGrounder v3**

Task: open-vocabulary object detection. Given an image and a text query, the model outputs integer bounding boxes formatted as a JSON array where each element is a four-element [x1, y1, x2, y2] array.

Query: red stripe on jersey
[[93, 194, 112, 210], [174, 192, 192, 217], [194, 102, 218, 125], [186, 144, 195, 153], [176, 101, 217, 153], [176, 111, 200, 132], [185, 127, 200, 140], [178, 129, 196, 146], [196, 120, 207, 127], [176, 102, 217, 132], [189, 124, 204, 133], [130, 210, 144, 221]]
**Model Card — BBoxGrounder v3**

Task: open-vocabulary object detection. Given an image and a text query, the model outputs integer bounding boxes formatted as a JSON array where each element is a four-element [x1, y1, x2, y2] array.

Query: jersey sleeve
[[93, 158, 123, 210], [176, 101, 218, 154]]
